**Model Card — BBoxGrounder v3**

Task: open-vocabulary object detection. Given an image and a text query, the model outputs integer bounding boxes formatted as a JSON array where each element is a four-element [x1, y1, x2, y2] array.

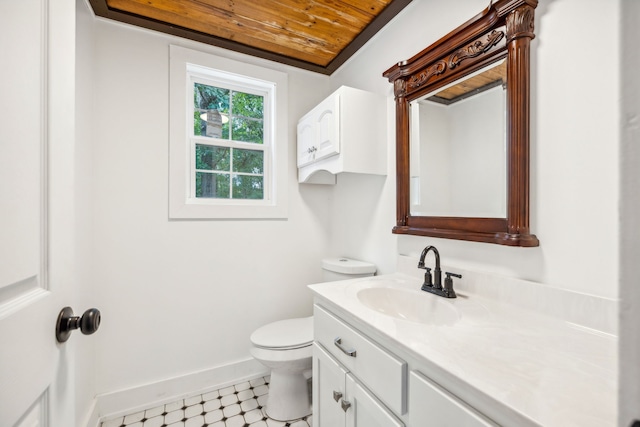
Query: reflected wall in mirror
[[410, 60, 507, 218], [383, 0, 539, 246]]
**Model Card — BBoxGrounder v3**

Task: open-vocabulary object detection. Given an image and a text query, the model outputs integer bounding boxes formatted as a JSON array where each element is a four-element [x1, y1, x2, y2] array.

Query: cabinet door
[[313, 343, 347, 427], [409, 371, 497, 426], [297, 114, 315, 167], [314, 93, 340, 162], [345, 374, 404, 427]]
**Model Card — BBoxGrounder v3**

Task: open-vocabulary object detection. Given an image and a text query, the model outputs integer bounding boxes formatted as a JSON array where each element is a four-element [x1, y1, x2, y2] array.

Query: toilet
[[250, 257, 376, 421]]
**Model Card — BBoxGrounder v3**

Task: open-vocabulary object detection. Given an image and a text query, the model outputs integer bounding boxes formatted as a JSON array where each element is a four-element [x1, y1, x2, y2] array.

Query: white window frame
[[169, 45, 288, 219]]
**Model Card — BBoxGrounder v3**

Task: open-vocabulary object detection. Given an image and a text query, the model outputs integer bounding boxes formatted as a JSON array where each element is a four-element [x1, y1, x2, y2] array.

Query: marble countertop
[[309, 273, 617, 427]]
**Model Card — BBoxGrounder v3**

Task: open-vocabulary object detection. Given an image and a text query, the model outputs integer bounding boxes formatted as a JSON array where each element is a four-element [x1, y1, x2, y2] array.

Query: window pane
[[231, 117, 263, 144], [232, 175, 263, 199], [196, 172, 230, 198], [233, 148, 263, 174], [196, 144, 230, 171], [194, 83, 229, 137], [232, 91, 263, 119]]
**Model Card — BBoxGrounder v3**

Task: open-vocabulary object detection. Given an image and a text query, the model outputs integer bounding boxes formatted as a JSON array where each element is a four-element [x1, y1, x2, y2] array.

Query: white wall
[[330, 0, 620, 300], [417, 102, 451, 214], [87, 19, 332, 395]]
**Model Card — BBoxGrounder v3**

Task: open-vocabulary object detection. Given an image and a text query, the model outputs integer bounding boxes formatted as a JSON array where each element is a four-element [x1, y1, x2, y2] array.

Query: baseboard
[[95, 358, 268, 423], [82, 398, 101, 427]]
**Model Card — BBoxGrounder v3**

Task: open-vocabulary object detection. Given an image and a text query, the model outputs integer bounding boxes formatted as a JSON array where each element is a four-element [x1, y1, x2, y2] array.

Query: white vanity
[[309, 266, 617, 426]]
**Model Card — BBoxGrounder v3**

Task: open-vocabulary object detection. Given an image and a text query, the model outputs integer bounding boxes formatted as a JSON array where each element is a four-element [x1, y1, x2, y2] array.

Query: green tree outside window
[[193, 83, 265, 199]]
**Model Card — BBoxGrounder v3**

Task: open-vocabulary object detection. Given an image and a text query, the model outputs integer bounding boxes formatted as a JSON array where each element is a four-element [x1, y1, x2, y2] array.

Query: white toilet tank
[[322, 257, 376, 282]]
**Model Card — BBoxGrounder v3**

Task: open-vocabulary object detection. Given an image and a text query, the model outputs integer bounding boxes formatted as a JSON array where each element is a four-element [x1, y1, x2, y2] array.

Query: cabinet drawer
[[409, 371, 497, 426], [314, 304, 407, 415]]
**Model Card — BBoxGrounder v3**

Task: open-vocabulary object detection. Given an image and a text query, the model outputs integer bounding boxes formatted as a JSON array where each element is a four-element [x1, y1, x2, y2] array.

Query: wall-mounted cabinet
[[297, 86, 387, 184]]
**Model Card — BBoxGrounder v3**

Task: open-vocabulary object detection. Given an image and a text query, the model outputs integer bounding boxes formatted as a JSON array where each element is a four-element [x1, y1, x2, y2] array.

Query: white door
[[408, 371, 497, 427], [345, 374, 404, 427], [0, 0, 78, 426], [296, 114, 315, 167], [312, 343, 347, 427], [313, 93, 340, 162]]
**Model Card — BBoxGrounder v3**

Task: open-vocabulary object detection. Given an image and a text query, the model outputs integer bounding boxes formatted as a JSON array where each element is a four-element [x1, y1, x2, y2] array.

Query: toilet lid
[[250, 317, 313, 350]]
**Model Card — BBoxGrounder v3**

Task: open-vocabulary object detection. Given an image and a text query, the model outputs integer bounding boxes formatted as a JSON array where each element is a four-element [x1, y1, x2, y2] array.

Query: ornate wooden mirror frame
[[383, 0, 539, 247]]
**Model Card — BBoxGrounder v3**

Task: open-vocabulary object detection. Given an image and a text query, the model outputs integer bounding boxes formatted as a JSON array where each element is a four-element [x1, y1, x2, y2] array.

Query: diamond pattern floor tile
[[101, 376, 311, 427]]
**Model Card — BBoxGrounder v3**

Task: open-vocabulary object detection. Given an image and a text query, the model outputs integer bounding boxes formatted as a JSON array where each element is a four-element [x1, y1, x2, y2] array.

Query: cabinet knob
[[333, 390, 342, 402], [341, 399, 351, 412]]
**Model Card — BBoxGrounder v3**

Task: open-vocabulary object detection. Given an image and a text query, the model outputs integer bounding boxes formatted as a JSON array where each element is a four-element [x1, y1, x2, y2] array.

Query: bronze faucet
[[417, 246, 460, 298]]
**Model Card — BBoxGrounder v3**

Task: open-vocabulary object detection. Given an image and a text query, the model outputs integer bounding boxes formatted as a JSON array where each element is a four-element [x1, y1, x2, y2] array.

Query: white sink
[[357, 286, 461, 326]]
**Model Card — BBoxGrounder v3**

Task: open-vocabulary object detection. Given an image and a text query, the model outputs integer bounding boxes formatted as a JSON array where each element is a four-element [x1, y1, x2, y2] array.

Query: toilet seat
[[250, 317, 313, 350]]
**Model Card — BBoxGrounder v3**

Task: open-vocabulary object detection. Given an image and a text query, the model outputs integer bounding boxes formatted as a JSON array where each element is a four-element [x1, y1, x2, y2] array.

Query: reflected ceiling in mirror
[[410, 60, 507, 218]]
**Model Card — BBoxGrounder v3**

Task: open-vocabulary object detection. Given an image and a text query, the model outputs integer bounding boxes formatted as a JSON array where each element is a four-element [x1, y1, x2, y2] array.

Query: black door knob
[[56, 307, 101, 343]]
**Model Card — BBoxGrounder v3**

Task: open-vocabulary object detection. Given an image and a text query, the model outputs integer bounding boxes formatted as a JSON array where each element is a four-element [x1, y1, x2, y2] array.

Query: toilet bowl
[[250, 317, 314, 421], [249, 257, 376, 421]]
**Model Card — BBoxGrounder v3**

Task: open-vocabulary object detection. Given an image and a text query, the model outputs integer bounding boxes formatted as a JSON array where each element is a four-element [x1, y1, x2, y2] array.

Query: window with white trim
[[169, 45, 288, 219]]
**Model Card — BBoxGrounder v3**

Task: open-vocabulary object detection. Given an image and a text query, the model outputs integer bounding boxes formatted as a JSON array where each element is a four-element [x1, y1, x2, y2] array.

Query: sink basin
[[357, 287, 461, 326]]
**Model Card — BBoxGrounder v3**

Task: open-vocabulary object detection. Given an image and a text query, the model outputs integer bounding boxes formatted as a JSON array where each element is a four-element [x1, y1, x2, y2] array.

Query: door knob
[[56, 307, 101, 343]]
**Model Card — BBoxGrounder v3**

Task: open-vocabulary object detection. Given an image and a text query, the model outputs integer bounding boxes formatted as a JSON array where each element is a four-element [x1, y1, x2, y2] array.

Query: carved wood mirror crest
[[383, 0, 539, 247]]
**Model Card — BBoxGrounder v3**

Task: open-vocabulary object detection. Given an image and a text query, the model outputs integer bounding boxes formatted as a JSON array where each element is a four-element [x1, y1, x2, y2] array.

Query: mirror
[[383, 0, 539, 247], [410, 60, 507, 218]]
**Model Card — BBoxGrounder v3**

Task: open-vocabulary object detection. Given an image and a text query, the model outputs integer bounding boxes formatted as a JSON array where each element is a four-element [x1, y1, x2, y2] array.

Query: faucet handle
[[443, 272, 461, 298]]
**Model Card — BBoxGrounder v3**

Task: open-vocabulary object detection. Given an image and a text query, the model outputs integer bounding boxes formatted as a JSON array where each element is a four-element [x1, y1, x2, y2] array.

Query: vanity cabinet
[[314, 343, 404, 427], [313, 303, 500, 427], [313, 304, 405, 426], [409, 371, 497, 427], [297, 86, 387, 183]]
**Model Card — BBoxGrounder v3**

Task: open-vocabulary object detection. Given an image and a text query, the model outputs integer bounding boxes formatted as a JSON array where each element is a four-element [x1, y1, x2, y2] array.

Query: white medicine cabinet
[[297, 86, 387, 184]]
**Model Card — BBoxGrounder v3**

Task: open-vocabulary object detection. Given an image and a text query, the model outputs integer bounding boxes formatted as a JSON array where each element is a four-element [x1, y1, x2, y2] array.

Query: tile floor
[[101, 376, 312, 427]]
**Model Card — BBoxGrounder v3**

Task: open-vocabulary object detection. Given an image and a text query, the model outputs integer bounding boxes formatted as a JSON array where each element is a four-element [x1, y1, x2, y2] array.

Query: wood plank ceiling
[[88, 0, 413, 75], [430, 60, 507, 104]]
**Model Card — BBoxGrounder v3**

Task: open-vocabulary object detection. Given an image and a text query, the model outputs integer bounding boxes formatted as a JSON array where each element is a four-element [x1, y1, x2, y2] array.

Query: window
[[170, 45, 288, 219]]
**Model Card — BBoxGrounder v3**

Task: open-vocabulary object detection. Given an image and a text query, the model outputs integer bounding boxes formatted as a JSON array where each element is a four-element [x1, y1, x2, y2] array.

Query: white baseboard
[[82, 398, 100, 427], [95, 358, 268, 423]]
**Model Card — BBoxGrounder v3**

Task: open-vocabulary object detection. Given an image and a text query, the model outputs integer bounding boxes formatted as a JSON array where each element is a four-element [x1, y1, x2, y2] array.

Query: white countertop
[[309, 273, 617, 427]]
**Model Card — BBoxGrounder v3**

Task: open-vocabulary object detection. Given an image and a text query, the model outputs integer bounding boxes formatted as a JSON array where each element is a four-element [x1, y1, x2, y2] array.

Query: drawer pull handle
[[341, 399, 352, 412], [334, 337, 357, 357], [333, 390, 342, 402]]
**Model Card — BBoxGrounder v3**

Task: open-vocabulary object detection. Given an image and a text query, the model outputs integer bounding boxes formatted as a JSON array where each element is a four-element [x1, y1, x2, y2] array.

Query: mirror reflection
[[409, 60, 507, 218]]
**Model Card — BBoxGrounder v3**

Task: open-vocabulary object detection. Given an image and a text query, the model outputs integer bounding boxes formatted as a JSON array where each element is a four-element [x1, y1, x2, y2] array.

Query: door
[[313, 343, 347, 427], [313, 93, 340, 162], [408, 371, 497, 427], [296, 92, 340, 168], [345, 374, 404, 427], [0, 0, 78, 425], [296, 114, 315, 167]]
